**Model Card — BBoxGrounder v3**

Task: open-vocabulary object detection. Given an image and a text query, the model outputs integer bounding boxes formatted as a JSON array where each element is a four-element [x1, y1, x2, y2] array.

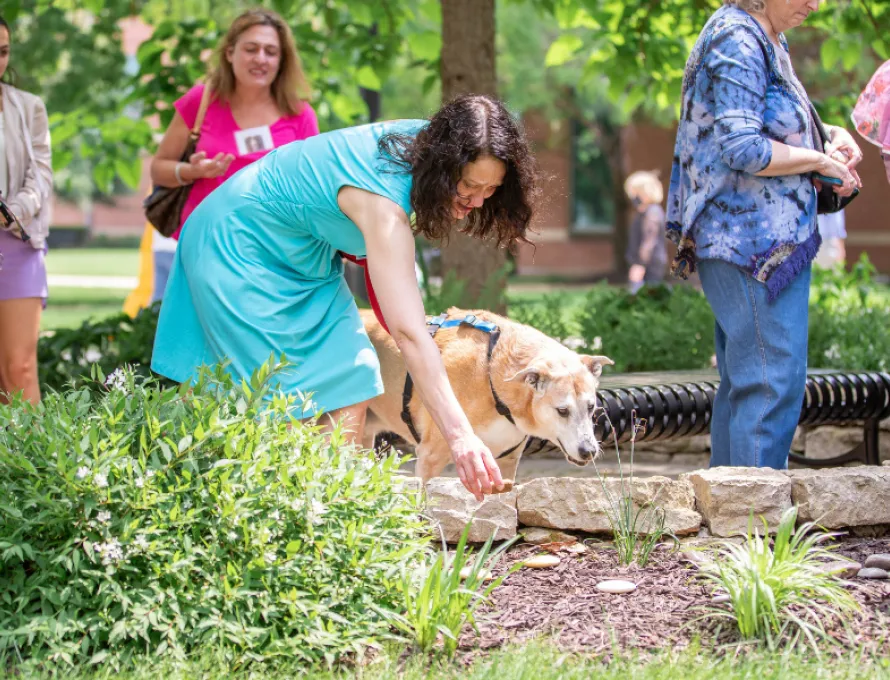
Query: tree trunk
[[602, 124, 630, 283], [439, 0, 507, 311]]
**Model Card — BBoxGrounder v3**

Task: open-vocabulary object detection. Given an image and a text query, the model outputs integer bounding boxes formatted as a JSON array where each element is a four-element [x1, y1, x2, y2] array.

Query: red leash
[[340, 253, 389, 334]]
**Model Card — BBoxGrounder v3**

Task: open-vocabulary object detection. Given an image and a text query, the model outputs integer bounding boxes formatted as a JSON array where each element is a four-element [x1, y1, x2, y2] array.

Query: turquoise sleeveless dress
[[151, 119, 426, 416]]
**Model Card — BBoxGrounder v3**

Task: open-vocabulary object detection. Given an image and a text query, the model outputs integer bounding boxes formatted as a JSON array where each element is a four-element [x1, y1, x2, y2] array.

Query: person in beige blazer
[[0, 16, 53, 404]]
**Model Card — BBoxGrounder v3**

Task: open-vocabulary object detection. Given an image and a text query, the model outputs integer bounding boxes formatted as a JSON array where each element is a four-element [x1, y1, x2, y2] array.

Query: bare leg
[[0, 298, 42, 404], [316, 400, 370, 446]]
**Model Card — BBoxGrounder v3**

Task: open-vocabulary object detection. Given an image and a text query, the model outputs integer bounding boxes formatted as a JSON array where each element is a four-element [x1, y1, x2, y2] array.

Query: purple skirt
[[0, 230, 48, 303]]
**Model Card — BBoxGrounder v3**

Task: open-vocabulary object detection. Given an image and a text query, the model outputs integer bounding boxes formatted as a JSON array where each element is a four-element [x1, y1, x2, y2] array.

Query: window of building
[[570, 119, 615, 234]]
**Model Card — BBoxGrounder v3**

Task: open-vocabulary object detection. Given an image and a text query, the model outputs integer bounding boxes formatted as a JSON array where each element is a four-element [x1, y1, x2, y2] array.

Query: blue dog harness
[[401, 313, 520, 459]]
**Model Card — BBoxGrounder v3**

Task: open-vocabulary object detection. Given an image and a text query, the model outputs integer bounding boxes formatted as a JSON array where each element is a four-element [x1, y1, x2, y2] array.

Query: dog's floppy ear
[[579, 355, 614, 378], [506, 364, 549, 393]]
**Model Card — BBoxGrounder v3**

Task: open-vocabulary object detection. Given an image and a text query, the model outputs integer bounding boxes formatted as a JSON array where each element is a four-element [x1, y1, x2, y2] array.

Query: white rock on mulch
[[786, 467, 890, 528], [516, 476, 702, 536], [523, 554, 561, 569], [595, 580, 636, 594], [857, 567, 889, 580], [681, 467, 792, 538], [863, 554, 890, 571], [424, 478, 518, 543]]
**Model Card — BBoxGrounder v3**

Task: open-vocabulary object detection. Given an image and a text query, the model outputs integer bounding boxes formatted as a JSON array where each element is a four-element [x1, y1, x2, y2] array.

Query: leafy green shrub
[[508, 293, 576, 342], [574, 283, 715, 372], [0, 361, 428, 670], [698, 506, 858, 651], [37, 303, 167, 393], [808, 256, 890, 372]]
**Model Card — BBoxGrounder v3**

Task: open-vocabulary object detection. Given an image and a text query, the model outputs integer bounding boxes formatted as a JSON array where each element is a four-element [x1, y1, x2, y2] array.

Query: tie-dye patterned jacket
[[667, 5, 819, 300]]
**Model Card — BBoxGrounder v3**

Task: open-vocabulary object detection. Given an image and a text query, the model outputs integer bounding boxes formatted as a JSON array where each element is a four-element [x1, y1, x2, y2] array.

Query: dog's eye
[[587, 403, 596, 414], [556, 407, 570, 418]]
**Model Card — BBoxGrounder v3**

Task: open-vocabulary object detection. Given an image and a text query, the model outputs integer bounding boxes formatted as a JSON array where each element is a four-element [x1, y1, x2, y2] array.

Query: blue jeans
[[698, 260, 810, 469], [151, 250, 176, 303]]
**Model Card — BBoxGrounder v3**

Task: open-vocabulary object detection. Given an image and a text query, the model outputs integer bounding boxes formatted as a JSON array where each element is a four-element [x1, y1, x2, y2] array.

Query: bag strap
[[808, 101, 830, 153], [189, 85, 213, 140]]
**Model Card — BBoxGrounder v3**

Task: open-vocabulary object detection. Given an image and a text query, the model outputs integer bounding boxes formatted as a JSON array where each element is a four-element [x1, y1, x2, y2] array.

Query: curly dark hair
[[378, 94, 539, 248]]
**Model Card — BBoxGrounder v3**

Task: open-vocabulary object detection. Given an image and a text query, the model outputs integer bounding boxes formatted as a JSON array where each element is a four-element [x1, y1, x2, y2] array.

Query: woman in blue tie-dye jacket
[[667, 0, 862, 470]]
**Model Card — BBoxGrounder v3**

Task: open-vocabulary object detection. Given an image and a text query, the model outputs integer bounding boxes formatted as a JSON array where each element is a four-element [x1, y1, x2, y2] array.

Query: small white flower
[[307, 499, 326, 526], [94, 474, 108, 489], [182, 499, 192, 510], [270, 510, 280, 522], [97, 538, 124, 565], [264, 551, 276, 564], [228, 531, 238, 541], [145, 470, 156, 480], [824, 344, 842, 361], [76, 466, 90, 480], [104, 369, 127, 392], [97, 510, 111, 524], [290, 499, 304, 512], [134, 477, 145, 488], [132, 535, 149, 550]]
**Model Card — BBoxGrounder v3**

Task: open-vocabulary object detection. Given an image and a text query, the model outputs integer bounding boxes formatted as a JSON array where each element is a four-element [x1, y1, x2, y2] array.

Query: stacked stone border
[[407, 463, 890, 542]]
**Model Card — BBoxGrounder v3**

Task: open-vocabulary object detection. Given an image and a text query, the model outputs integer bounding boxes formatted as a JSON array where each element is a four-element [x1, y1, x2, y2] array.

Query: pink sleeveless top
[[172, 83, 319, 238]]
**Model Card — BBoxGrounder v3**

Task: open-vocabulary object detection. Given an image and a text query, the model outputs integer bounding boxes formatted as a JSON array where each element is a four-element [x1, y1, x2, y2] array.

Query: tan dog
[[361, 307, 613, 487]]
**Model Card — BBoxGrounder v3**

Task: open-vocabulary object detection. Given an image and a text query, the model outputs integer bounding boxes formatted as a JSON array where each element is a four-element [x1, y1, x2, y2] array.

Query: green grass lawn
[[42, 287, 129, 331], [23, 642, 890, 679], [40, 248, 139, 330], [46, 247, 140, 277]]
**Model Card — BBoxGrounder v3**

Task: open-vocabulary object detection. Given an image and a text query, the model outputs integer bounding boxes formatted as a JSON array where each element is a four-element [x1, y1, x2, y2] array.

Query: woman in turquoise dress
[[152, 95, 539, 501]]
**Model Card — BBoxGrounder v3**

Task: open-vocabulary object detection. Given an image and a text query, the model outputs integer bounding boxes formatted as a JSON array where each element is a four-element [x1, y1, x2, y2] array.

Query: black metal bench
[[525, 370, 890, 467]]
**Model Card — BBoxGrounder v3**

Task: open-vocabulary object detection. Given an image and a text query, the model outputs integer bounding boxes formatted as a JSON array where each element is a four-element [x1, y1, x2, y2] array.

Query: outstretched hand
[[449, 432, 504, 501], [188, 151, 235, 180]]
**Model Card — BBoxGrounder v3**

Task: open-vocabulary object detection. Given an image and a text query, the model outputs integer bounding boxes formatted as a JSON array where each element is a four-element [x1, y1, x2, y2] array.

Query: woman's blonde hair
[[624, 170, 664, 205], [723, 0, 767, 13], [207, 9, 310, 116]]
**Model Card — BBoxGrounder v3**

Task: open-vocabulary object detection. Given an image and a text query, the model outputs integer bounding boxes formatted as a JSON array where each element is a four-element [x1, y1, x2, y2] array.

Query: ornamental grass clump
[[387, 523, 519, 657], [698, 506, 859, 652], [0, 360, 429, 671], [592, 415, 678, 567]]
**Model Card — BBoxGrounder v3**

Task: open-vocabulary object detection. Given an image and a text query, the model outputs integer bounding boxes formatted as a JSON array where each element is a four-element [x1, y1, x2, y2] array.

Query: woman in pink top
[[150, 8, 319, 240]]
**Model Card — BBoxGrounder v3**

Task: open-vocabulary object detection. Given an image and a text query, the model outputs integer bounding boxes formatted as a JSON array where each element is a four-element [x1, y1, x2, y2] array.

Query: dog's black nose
[[578, 443, 598, 460]]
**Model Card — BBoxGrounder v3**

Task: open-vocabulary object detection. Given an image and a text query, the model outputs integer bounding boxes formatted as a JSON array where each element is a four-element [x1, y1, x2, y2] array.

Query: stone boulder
[[424, 478, 517, 543], [786, 467, 890, 528], [516, 476, 701, 536], [681, 467, 792, 537]]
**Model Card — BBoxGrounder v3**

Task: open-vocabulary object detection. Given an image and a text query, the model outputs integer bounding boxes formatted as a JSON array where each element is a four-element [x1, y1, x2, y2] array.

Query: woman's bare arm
[[150, 111, 234, 188], [339, 186, 504, 500]]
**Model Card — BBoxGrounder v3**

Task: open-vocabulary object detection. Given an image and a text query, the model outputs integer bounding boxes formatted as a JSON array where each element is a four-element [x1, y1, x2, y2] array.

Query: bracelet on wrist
[[174, 162, 192, 187]]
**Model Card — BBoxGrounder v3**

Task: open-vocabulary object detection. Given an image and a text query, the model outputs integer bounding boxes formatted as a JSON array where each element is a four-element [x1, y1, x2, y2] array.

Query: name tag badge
[[234, 125, 274, 155]]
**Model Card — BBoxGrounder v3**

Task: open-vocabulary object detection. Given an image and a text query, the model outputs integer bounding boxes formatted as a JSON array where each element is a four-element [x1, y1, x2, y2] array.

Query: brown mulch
[[457, 537, 890, 656]]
